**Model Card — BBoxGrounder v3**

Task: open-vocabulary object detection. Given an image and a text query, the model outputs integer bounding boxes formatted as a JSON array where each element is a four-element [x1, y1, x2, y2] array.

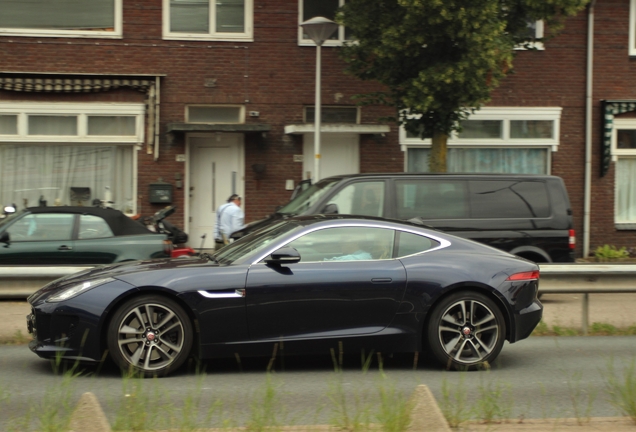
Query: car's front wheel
[[107, 294, 193, 377], [427, 291, 506, 371]]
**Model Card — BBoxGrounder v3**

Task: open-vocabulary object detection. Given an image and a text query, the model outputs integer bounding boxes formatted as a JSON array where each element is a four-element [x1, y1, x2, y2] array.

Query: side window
[[396, 231, 440, 258], [164, 0, 253, 41], [470, 181, 550, 218], [78, 215, 114, 239], [0, 0, 122, 38], [7, 214, 74, 241], [395, 180, 469, 220], [287, 227, 394, 262], [326, 181, 384, 216]]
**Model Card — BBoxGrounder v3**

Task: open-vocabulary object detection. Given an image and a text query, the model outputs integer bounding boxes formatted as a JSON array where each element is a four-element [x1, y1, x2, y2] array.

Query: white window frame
[[0, 0, 122, 39], [163, 0, 254, 42], [611, 119, 636, 226], [0, 102, 145, 144], [186, 105, 246, 124], [298, 0, 348, 47], [400, 107, 561, 151]]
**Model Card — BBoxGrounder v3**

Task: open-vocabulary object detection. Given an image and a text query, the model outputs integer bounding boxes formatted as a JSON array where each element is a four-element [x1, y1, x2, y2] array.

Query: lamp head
[[300, 16, 339, 46]]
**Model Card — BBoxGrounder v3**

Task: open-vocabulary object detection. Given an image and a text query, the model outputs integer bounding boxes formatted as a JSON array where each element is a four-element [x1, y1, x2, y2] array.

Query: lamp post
[[300, 16, 338, 183]]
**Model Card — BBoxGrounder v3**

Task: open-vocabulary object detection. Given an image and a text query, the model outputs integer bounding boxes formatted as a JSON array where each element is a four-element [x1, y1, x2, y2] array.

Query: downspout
[[583, 0, 596, 258], [154, 76, 161, 161]]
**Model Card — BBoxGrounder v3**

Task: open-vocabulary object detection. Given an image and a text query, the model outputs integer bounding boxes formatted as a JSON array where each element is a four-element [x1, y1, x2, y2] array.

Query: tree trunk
[[429, 130, 448, 173]]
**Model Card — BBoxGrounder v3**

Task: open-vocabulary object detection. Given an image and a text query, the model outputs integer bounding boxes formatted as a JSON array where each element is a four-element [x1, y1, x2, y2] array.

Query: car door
[[0, 212, 76, 264], [244, 226, 406, 340]]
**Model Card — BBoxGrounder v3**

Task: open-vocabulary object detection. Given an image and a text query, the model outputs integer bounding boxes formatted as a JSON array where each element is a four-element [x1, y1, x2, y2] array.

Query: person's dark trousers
[[214, 240, 226, 251]]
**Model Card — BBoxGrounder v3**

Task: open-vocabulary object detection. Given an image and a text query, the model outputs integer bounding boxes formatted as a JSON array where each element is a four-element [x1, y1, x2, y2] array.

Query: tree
[[337, 0, 589, 172]]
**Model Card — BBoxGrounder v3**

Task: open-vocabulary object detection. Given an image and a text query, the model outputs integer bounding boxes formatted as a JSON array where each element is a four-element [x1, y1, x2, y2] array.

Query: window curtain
[[616, 158, 636, 222], [0, 145, 134, 213], [407, 148, 548, 174]]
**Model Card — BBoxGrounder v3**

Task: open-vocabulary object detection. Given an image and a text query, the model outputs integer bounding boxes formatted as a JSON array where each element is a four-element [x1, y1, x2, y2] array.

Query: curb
[[66, 384, 451, 431]]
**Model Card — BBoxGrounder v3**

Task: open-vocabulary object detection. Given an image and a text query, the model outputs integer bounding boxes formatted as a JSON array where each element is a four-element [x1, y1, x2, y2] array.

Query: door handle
[[371, 278, 392, 283], [58, 245, 73, 251]]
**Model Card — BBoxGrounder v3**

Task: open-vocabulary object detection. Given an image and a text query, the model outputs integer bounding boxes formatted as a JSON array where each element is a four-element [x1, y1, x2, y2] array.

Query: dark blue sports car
[[27, 215, 542, 376]]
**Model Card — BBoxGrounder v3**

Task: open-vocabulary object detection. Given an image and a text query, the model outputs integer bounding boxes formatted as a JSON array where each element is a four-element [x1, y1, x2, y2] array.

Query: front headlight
[[47, 277, 115, 302]]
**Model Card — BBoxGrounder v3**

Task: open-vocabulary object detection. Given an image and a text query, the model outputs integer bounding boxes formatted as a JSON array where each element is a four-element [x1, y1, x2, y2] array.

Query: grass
[[605, 359, 636, 424], [531, 320, 636, 336]]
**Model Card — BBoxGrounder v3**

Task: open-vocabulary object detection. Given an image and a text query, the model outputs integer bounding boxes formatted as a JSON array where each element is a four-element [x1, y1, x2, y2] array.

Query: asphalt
[[2, 293, 636, 431]]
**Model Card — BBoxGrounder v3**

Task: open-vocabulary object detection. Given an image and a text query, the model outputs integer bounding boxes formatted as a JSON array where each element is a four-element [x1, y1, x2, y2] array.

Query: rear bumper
[[511, 299, 543, 342]]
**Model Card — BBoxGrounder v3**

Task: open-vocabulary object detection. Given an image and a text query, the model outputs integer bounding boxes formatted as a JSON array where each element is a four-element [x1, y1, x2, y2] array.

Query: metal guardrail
[[2, 264, 635, 334], [538, 264, 636, 335], [0, 266, 94, 299]]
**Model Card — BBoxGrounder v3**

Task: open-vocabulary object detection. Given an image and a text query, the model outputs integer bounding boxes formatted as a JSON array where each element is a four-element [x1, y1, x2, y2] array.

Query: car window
[[216, 221, 298, 264], [469, 180, 550, 218], [395, 180, 469, 220], [7, 213, 74, 241], [78, 215, 114, 239], [286, 226, 394, 262], [326, 181, 384, 217], [277, 178, 341, 215], [396, 231, 440, 257]]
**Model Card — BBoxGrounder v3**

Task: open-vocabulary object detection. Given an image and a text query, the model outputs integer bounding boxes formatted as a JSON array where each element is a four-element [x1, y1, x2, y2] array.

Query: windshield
[[215, 220, 299, 264], [0, 209, 23, 229], [277, 178, 341, 216]]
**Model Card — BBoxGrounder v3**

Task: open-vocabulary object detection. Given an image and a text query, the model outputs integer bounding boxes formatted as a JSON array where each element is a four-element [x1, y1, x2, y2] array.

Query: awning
[[166, 123, 272, 145], [602, 100, 636, 177], [284, 124, 390, 134], [0, 72, 162, 93]]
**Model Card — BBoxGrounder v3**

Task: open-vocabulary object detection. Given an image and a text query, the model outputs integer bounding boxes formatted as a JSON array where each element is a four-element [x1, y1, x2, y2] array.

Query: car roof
[[321, 172, 561, 181], [24, 206, 152, 236], [288, 214, 434, 230]]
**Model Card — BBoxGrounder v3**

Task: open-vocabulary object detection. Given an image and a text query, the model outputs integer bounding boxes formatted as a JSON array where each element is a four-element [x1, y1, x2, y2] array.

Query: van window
[[469, 181, 550, 218], [326, 181, 384, 217], [395, 180, 469, 220]]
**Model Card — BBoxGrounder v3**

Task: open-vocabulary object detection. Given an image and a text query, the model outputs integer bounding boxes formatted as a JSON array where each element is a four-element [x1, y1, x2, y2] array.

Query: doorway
[[302, 133, 359, 180], [187, 134, 244, 249]]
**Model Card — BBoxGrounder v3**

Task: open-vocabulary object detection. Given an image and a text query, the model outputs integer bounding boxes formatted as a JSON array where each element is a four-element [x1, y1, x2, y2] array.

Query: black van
[[235, 173, 575, 263]]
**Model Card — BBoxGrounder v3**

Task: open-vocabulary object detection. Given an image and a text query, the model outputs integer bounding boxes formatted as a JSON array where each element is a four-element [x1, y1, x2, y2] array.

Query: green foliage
[[594, 244, 629, 260], [337, 0, 589, 171], [439, 373, 471, 427]]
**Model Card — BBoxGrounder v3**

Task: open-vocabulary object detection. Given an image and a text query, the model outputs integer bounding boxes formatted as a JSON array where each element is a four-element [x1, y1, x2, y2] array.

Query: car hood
[[231, 213, 285, 239], [28, 257, 215, 303]]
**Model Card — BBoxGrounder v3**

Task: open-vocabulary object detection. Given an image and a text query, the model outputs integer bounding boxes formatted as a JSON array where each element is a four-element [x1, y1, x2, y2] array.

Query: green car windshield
[[215, 220, 299, 265], [276, 178, 340, 216], [0, 210, 22, 228]]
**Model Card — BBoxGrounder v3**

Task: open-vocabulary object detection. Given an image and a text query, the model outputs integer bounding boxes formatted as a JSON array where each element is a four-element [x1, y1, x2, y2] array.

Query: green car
[[0, 206, 171, 265]]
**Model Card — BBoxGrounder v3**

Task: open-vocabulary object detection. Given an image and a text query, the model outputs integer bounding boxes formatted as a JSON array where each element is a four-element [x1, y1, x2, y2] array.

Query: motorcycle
[[142, 206, 200, 258]]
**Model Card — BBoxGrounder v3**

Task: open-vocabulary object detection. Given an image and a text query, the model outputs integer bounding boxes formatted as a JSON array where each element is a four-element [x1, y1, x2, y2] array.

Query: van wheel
[[427, 291, 505, 371], [107, 295, 193, 377]]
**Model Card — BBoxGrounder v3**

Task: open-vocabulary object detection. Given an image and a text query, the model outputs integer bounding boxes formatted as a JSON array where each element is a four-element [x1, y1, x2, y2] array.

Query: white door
[[187, 134, 244, 249], [303, 134, 359, 180]]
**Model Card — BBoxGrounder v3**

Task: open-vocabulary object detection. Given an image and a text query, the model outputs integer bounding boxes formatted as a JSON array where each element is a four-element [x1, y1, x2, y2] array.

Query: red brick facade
[[1, 1, 634, 257]]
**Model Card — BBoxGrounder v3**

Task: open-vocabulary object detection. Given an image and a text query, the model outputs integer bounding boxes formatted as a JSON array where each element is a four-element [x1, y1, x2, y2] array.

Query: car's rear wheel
[[107, 294, 193, 377], [427, 291, 506, 371]]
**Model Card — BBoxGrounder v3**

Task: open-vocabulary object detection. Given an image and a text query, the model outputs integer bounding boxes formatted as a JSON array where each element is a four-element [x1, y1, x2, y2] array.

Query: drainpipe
[[583, 0, 596, 258]]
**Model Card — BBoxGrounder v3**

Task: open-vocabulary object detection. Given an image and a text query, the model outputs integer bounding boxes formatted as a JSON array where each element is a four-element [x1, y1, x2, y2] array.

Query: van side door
[[321, 180, 387, 217]]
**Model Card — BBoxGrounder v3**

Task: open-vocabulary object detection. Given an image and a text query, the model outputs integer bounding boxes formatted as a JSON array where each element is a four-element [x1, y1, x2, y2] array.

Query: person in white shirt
[[214, 194, 245, 251]]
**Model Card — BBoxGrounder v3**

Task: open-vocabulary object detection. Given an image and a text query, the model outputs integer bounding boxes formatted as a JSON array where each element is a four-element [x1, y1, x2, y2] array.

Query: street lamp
[[300, 16, 339, 183]]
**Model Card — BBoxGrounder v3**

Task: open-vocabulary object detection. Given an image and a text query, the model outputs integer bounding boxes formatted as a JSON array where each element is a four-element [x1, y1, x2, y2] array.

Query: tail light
[[163, 239, 173, 255], [569, 229, 576, 250], [506, 270, 540, 281]]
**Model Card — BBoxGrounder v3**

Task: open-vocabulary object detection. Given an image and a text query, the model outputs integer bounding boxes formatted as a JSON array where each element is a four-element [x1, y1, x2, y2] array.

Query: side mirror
[[0, 231, 9, 245], [265, 247, 301, 265], [322, 203, 338, 215]]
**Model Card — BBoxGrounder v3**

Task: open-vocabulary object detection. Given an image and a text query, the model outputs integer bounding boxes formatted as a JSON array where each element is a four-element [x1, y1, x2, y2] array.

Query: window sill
[[615, 223, 636, 230]]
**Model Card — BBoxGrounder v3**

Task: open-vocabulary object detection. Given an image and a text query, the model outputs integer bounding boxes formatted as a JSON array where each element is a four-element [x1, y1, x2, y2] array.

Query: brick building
[[0, 0, 633, 258]]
